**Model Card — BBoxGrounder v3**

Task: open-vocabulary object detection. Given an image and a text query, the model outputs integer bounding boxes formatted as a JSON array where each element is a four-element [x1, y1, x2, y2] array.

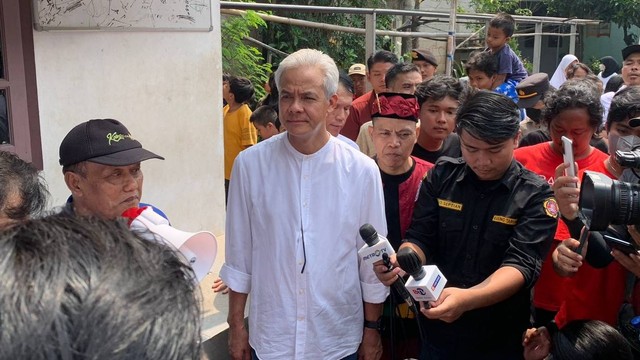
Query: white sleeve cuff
[[361, 280, 389, 304], [219, 263, 252, 294]]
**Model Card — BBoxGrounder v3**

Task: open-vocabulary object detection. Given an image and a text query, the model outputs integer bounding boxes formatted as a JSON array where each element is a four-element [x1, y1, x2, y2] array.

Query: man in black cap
[[58, 118, 164, 219], [602, 44, 640, 120], [516, 73, 553, 139], [411, 49, 438, 81]]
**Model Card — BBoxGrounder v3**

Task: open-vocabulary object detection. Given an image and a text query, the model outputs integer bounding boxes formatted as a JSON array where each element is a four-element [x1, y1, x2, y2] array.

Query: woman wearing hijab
[[597, 56, 620, 88], [550, 54, 578, 88]]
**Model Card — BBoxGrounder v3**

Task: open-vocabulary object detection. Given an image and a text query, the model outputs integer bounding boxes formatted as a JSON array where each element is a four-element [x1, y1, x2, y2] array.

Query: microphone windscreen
[[359, 223, 378, 246], [397, 247, 424, 280]]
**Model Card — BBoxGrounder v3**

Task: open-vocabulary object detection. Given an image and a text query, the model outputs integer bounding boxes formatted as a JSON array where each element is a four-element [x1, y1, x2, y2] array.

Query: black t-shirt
[[411, 133, 461, 163], [379, 161, 414, 250]]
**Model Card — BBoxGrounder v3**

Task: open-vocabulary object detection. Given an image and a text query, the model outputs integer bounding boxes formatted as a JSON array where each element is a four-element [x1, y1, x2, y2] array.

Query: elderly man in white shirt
[[220, 48, 388, 360]]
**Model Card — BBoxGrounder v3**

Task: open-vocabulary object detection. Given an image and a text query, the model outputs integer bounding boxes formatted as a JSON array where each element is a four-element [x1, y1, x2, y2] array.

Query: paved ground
[[200, 234, 232, 341]]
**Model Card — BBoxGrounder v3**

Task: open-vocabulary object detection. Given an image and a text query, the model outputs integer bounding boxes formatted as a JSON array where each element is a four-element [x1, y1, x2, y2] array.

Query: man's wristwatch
[[364, 317, 382, 332]]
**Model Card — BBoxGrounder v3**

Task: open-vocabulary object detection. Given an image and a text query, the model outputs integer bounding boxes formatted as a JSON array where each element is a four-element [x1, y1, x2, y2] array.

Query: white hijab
[[550, 54, 578, 88]]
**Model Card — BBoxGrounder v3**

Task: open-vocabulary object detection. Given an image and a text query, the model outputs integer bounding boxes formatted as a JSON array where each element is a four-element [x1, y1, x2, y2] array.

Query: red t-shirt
[[514, 142, 609, 311], [340, 91, 375, 141], [554, 160, 627, 328]]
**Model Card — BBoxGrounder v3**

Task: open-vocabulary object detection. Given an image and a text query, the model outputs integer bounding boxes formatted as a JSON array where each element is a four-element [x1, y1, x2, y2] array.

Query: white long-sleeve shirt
[[221, 133, 388, 360]]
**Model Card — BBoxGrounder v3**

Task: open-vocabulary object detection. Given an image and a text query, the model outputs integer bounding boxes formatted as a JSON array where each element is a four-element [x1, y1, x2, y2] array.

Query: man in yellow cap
[[349, 63, 367, 99]]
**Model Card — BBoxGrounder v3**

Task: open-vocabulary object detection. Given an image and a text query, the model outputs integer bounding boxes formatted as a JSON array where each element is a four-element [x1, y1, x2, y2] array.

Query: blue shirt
[[491, 44, 528, 85]]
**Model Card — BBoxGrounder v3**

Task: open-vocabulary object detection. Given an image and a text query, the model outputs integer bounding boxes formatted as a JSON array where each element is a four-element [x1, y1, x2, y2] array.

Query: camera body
[[579, 148, 640, 231]]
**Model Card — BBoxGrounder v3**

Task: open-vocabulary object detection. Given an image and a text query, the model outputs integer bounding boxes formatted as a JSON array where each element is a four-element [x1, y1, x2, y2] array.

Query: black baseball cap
[[622, 45, 640, 61], [59, 119, 164, 167], [516, 73, 553, 109]]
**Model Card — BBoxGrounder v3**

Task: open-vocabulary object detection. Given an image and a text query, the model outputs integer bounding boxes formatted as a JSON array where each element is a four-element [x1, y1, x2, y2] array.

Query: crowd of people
[[4, 10, 640, 360], [218, 11, 640, 360]]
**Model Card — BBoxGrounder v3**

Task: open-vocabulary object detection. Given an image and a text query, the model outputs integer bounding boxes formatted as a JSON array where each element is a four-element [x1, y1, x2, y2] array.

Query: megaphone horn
[[128, 208, 217, 283]]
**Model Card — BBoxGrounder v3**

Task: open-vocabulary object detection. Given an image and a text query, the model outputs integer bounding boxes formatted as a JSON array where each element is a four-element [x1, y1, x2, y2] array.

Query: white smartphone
[[562, 136, 577, 187]]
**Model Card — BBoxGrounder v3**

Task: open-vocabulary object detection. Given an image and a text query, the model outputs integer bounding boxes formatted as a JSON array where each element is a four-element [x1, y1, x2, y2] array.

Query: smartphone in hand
[[562, 136, 577, 188], [604, 235, 640, 255]]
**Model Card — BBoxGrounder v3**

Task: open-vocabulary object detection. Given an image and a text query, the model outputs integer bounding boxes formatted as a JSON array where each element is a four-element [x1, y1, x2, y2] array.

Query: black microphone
[[358, 224, 414, 308], [381, 253, 415, 309], [396, 247, 447, 302], [396, 247, 425, 280], [358, 224, 395, 265]]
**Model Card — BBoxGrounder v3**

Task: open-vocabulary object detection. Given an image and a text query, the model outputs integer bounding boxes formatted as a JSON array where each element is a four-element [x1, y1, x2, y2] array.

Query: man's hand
[[421, 287, 470, 323], [213, 277, 229, 294], [552, 235, 587, 277], [611, 248, 640, 276], [228, 322, 250, 360], [629, 225, 640, 247], [372, 255, 404, 286], [522, 327, 551, 360], [552, 163, 580, 220], [358, 328, 382, 360], [613, 225, 640, 276]]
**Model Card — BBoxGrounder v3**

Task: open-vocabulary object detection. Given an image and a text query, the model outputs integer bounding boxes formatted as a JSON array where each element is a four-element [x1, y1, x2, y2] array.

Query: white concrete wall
[[32, 2, 225, 237]]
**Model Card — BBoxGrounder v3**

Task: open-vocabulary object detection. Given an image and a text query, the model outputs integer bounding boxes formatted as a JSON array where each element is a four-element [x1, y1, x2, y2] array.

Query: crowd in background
[[4, 10, 640, 360]]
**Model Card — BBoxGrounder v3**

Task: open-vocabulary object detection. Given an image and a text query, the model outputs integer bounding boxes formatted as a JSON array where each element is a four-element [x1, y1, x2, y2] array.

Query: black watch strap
[[364, 318, 382, 331]]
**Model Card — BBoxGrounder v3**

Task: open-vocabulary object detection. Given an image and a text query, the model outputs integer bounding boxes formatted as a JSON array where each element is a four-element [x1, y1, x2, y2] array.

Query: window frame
[[0, 0, 42, 169]]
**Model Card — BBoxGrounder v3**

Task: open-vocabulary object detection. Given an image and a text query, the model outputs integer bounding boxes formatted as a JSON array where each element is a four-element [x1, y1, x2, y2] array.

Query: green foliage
[[452, 60, 467, 79], [469, 0, 520, 14], [543, 0, 640, 45], [265, 0, 394, 71], [221, 10, 271, 99], [588, 57, 602, 74]]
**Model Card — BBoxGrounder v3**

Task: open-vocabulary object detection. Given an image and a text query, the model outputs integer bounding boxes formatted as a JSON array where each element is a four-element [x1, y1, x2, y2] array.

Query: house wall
[[583, 24, 640, 66]]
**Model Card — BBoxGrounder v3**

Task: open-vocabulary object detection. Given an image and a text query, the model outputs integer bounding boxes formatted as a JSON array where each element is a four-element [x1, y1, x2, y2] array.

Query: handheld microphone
[[396, 247, 447, 302], [358, 224, 415, 309], [121, 207, 217, 283], [358, 223, 396, 266], [381, 252, 416, 309]]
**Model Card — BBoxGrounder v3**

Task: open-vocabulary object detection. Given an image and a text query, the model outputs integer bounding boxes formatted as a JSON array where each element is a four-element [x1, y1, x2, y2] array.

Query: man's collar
[[456, 159, 518, 190]]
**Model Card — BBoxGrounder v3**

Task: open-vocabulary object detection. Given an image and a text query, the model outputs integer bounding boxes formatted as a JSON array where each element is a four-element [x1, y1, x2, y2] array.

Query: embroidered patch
[[544, 198, 559, 218], [492, 215, 517, 225], [437, 199, 463, 211]]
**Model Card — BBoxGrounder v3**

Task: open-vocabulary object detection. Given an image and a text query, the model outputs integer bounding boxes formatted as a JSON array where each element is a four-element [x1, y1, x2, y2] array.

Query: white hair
[[274, 48, 339, 100]]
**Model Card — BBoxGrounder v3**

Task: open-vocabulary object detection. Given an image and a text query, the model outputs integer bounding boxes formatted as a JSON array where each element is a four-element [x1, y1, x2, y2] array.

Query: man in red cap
[[369, 93, 433, 359]]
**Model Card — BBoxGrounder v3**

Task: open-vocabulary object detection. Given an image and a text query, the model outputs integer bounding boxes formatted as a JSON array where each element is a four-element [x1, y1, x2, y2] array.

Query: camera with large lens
[[579, 170, 640, 231]]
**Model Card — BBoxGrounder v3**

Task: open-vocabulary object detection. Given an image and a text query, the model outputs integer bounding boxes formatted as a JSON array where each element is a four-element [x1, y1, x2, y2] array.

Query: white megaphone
[[122, 207, 217, 283]]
